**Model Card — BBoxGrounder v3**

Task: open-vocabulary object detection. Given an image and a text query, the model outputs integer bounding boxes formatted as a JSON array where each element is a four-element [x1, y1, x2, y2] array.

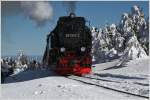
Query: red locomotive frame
[[45, 48, 92, 76], [56, 51, 92, 76]]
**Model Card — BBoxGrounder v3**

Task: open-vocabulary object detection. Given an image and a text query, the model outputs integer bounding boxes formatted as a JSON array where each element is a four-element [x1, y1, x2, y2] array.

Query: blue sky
[[1, 1, 149, 56]]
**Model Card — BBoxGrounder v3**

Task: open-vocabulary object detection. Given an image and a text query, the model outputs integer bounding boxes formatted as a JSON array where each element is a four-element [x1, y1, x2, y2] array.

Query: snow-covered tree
[[130, 5, 149, 54], [117, 34, 147, 66], [92, 5, 148, 63]]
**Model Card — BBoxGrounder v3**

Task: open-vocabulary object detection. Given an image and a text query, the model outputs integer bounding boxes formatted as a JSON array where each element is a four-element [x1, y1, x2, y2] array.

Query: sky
[[1, 1, 149, 56]]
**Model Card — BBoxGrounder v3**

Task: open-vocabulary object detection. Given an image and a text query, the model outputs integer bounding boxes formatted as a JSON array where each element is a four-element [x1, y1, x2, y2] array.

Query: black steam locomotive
[[43, 13, 92, 76]]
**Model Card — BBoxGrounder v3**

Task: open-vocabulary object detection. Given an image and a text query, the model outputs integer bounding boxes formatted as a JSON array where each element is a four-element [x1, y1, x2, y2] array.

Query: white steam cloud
[[21, 1, 53, 26]]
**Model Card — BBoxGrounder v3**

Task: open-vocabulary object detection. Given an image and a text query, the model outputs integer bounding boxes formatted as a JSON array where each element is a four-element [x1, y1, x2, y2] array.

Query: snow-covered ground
[[1, 57, 149, 100], [2, 70, 146, 100], [92, 57, 149, 97]]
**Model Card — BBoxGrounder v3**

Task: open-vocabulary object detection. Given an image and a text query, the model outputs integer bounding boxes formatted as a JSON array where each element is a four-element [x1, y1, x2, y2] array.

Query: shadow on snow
[[94, 73, 146, 80], [2, 69, 59, 84]]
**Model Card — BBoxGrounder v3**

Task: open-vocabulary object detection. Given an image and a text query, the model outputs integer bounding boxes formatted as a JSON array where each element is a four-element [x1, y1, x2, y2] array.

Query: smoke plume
[[21, 1, 53, 26], [63, 1, 76, 14]]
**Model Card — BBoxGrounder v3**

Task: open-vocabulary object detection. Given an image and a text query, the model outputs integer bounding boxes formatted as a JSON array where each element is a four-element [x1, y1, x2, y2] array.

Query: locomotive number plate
[[65, 34, 80, 38]]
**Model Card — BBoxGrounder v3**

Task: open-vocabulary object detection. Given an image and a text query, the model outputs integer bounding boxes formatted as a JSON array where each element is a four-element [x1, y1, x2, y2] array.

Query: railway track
[[66, 74, 149, 99]]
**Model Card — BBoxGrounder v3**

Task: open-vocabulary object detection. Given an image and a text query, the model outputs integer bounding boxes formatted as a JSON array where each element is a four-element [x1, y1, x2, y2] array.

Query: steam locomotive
[[43, 13, 92, 76]]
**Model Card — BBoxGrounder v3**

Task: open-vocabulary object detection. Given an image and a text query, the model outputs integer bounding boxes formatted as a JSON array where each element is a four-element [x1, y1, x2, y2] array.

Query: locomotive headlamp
[[81, 47, 86, 52], [60, 47, 65, 52]]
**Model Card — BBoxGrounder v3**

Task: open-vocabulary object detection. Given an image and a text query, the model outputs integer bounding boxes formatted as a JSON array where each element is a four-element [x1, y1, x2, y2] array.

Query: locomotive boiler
[[43, 13, 92, 76]]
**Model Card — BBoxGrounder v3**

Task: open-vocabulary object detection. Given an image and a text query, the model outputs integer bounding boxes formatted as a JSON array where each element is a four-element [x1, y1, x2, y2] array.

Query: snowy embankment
[[1, 54, 149, 99], [92, 57, 149, 97], [2, 69, 146, 100]]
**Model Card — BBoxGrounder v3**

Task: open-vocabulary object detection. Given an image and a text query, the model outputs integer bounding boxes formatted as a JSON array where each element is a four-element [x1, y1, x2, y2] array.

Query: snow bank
[[93, 57, 149, 97], [2, 69, 144, 100]]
